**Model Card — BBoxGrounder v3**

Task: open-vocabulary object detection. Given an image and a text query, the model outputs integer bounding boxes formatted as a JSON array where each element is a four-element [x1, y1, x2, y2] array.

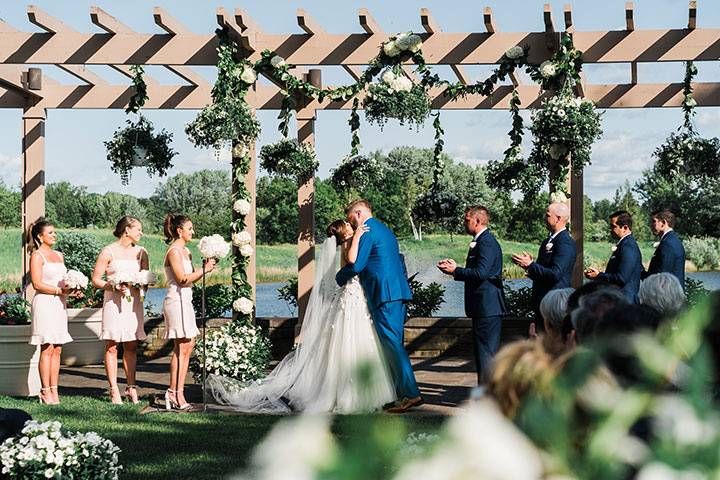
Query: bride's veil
[[208, 236, 340, 412]]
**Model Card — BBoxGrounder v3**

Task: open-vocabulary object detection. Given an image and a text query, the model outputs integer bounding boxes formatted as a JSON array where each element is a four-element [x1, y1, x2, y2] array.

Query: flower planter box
[[63, 308, 104, 366], [0, 324, 40, 396]]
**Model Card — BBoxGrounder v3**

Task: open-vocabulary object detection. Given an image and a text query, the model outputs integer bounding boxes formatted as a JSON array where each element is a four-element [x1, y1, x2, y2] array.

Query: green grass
[[0, 395, 444, 479], [0, 228, 707, 292]]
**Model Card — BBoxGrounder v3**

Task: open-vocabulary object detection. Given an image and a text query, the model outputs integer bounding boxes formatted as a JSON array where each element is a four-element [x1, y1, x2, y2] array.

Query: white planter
[[0, 325, 40, 396], [63, 308, 104, 366]]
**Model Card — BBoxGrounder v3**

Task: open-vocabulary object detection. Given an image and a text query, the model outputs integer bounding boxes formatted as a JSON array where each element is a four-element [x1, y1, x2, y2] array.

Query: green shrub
[[56, 232, 102, 276], [277, 277, 298, 310], [407, 274, 445, 317], [192, 284, 233, 318], [685, 236, 719, 269], [685, 277, 709, 308], [504, 284, 534, 321], [0, 295, 31, 325]]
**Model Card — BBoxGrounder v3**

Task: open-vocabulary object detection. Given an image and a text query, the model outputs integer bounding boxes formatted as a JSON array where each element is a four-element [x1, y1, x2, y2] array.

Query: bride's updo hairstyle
[[326, 220, 350, 244], [164, 213, 191, 244], [113, 216, 140, 238]]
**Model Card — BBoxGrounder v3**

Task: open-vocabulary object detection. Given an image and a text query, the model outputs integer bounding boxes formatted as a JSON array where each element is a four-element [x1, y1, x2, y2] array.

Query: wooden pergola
[[2, 2, 716, 318]]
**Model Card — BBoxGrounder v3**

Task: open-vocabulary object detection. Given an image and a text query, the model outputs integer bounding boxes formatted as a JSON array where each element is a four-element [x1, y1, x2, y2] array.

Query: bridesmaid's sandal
[[108, 386, 123, 405], [124, 385, 140, 404], [50, 385, 60, 404], [175, 389, 192, 411], [39, 387, 52, 405], [164, 389, 176, 410]]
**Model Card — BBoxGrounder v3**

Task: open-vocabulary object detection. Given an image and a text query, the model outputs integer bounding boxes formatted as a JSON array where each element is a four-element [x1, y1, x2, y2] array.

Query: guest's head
[[488, 339, 564, 418], [326, 219, 353, 244], [540, 288, 575, 337], [29, 218, 56, 250], [571, 287, 629, 342], [650, 209, 676, 236], [113, 216, 143, 243], [463, 205, 489, 236], [545, 203, 570, 233], [567, 281, 613, 315], [163, 214, 193, 244], [345, 199, 372, 228], [639, 273, 686, 320], [609, 210, 633, 240], [594, 304, 662, 338]]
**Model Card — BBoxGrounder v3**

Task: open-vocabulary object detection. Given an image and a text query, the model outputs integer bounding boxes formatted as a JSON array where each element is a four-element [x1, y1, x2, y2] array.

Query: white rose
[[270, 55, 286, 68], [396, 32, 420, 51], [383, 41, 401, 57], [240, 244, 254, 257], [684, 97, 697, 108], [240, 66, 257, 84], [233, 199, 251, 215], [557, 109, 566, 117], [382, 69, 396, 85], [549, 191, 568, 204], [233, 297, 254, 314], [407, 34, 423, 52], [395, 76, 413, 92], [232, 230, 252, 247], [540, 60, 556, 78], [505, 46, 524, 60]]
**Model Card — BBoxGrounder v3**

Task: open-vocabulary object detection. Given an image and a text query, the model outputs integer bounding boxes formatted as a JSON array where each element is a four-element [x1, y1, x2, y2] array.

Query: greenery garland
[[653, 61, 720, 181], [259, 139, 318, 184], [105, 65, 177, 185]]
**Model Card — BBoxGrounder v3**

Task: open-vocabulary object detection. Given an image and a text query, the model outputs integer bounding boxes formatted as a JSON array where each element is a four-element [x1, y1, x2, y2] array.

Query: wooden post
[[21, 106, 46, 298], [568, 165, 584, 288], [296, 69, 321, 324]]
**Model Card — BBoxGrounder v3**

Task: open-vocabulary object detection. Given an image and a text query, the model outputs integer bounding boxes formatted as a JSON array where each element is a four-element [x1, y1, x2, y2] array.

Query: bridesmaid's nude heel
[[164, 389, 175, 410], [125, 385, 140, 404], [39, 387, 52, 404], [108, 385, 122, 404]]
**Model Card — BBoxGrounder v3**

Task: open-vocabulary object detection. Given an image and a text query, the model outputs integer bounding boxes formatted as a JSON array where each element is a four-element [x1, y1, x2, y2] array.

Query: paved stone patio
[[57, 356, 477, 415]]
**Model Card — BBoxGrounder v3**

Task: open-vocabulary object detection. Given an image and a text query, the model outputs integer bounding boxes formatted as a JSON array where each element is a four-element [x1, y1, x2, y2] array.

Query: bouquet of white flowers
[[198, 234, 230, 260], [0, 420, 122, 480], [194, 322, 271, 384], [62, 270, 88, 290], [132, 270, 157, 300], [107, 271, 135, 302]]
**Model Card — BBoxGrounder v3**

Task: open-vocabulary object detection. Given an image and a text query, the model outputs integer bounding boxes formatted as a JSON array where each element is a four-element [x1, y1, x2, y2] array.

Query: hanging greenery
[[653, 61, 720, 181], [105, 65, 177, 185], [364, 69, 432, 130], [259, 139, 319, 184]]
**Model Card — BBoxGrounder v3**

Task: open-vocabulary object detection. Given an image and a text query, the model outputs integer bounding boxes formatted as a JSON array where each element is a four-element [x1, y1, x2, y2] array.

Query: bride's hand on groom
[[353, 225, 369, 239]]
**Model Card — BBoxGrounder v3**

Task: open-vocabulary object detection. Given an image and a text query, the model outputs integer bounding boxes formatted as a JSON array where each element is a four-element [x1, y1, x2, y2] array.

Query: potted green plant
[[0, 294, 40, 396]]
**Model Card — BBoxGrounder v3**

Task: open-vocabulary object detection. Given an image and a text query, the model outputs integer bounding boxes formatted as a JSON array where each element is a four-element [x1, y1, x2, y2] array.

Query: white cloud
[[0, 153, 21, 188], [696, 108, 720, 127]]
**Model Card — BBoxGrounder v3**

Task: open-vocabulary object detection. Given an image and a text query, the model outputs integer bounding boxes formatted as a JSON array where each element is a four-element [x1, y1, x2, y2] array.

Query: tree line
[[1, 146, 717, 243]]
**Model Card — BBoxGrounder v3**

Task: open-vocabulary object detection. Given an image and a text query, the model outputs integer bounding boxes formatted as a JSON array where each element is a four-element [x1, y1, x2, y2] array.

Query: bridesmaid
[[162, 214, 215, 410], [91, 216, 148, 404], [28, 219, 73, 405]]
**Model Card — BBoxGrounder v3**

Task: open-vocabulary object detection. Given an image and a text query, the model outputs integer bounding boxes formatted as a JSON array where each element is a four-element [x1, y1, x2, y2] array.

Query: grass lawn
[[0, 228, 693, 292], [0, 396, 444, 479]]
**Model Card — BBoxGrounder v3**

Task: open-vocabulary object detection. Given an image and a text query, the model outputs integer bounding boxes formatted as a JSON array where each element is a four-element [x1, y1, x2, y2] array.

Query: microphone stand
[[202, 259, 207, 412]]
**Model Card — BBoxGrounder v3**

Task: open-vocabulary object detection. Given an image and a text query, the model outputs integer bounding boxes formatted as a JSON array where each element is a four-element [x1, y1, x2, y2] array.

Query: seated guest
[[594, 304, 662, 338], [638, 272, 686, 321], [538, 288, 575, 355], [571, 288, 629, 343]]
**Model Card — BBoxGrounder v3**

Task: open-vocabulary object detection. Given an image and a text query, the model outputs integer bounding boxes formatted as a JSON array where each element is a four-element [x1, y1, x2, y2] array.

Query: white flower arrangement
[[232, 230, 252, 247], [239, 65, 257, 84], [270, 55, 286, 68], [198, 234, 231, 260], [62, 270, 88, 291], [194, 322, 270, 383], [233, 297, 254, 315], [382, 32, 422, 58], [233, 199, 251, 215], [549, 191, 569, 204], [381, 69, 413, 93], [505, 46, 524, 60], [0, 420, 122, 479], [239, 244, 254, 258], [107, 270, 135, 302], [539, 60, 557, 78], [132, 270, 157, 300]]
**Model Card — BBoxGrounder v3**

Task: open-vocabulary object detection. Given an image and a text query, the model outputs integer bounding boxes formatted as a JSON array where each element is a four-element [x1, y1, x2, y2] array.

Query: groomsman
[[585, 210, 643, 303], [642, 209, 685, 285], [511, 202, 576, 330], [438, 206, 506, 384]]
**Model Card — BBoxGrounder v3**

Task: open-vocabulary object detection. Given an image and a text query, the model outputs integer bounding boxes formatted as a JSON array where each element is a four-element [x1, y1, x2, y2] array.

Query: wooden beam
[[564, 4, 573, 33], [544, 3, 556, 51], [297, 8, 325, 35], [58, 65, 106, 85], [631, 62, 638, 84], [688, 1, 697, 30], [625, 2, 635, 31], [234, 9, 261, 33], [343, 65, 362, 82], [483, 6, 496, 33], [216, 7, 254, 52], [153, 7, 192, 35], [90, 5, 134, 34], [358, 8, 382, 34], [27, 5, 73, 34], [420, 8, 440, 34], [165, 65, 206, 87]]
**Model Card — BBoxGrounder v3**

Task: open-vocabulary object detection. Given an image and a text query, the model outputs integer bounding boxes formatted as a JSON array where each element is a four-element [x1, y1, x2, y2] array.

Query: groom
[[335, 200, 422, 412]]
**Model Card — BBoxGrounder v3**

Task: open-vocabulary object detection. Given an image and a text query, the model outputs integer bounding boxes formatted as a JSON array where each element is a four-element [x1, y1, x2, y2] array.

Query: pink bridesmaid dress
[[29, 252, 73, 345], [100, 246, 147, 342], [162, 247, 199, 339]]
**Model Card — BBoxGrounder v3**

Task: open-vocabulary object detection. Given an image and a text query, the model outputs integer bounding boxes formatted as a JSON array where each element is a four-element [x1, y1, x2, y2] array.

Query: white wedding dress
[[208, 237, 396, 414]]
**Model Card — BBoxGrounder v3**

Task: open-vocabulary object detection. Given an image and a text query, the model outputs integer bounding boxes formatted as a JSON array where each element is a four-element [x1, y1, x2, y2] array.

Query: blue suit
[[597, 234, 643, 303], [642, 230, 685, 285], [336, 217, 419, 399], [452, 229, 506, 383], [527, 229, 577, 317]]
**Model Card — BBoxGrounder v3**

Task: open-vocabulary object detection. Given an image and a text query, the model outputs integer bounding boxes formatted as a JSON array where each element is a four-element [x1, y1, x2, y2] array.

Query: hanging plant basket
[[259, 139, 318, 184], [105, 115, 177, 185], [363, 69, 432, 130]]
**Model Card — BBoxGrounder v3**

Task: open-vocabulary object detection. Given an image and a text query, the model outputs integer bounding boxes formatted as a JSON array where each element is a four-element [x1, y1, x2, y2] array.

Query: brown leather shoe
[[385, 396, 423, 414]]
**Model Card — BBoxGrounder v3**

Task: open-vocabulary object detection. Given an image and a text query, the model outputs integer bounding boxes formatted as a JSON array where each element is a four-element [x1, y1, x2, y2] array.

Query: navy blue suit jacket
[[335, 217, 412, 309], [527, 229, 577, 311], [598, 234, 642, 303], [642, 230, 685, 285], [453, 229, 507, 318]]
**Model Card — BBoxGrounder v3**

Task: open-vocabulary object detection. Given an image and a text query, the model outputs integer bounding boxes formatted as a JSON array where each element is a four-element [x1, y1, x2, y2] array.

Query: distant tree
[[313, 178, 344, 242], [612, 181, 650, 241], [0, 180, 20, 227], [256, 176, 297, 244], [99, 192, 148, 228], [504, 193, 548, 242]]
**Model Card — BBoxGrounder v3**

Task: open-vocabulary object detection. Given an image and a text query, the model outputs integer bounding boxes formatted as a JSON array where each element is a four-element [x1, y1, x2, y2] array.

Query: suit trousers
[[471, 315, 502, 385], [370, 301, 421, 399]]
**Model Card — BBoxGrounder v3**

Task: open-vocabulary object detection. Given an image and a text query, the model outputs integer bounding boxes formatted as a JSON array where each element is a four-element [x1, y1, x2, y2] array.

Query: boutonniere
[[611, 246, 618, 252], [469, 241, 477, 249], [545, 242, 554, 252], [653, 241, 660, 248]]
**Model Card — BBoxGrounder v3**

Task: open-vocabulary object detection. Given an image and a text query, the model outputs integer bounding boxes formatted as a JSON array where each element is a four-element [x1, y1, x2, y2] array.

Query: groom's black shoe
[[385, 396, 423, 414]]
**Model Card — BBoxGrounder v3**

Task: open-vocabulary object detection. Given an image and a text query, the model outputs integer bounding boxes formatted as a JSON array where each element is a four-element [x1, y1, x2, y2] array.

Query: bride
[[208, 220, 396, 413]]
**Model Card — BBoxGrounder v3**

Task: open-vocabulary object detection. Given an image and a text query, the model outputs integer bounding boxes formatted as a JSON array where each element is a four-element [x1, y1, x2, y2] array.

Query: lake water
[[144, 271, 720, 319]]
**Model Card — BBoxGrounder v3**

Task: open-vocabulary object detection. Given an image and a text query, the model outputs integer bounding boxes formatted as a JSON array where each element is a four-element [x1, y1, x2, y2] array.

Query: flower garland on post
[[652, 61, 720, 181], [104, 65, 177, 185]]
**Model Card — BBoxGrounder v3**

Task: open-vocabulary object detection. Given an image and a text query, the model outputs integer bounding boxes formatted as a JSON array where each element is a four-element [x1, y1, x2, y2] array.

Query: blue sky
[[1, 0, 720, 200]]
